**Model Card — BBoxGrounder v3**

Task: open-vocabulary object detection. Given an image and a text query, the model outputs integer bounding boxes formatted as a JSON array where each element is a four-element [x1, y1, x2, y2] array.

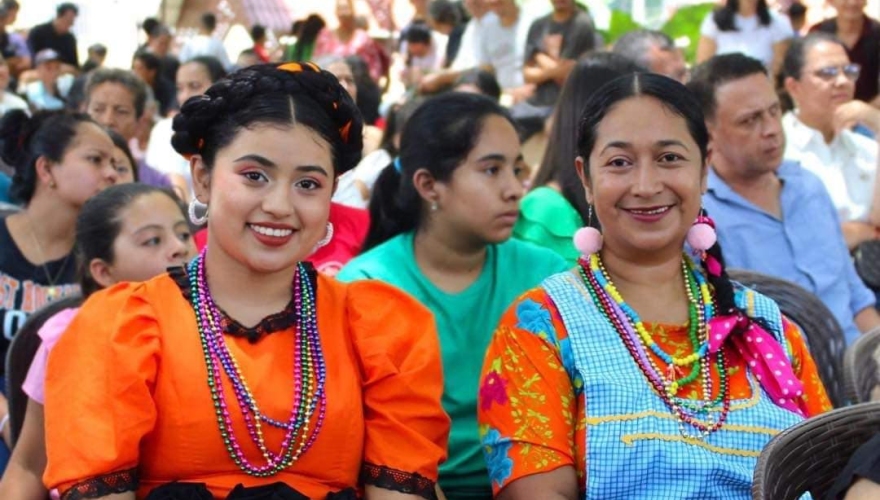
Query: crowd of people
[[0, 0, 877, 498]]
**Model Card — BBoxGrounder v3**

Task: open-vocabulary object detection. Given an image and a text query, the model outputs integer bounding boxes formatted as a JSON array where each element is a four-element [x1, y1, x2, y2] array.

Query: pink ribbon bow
[[708, 314, 807, 416]]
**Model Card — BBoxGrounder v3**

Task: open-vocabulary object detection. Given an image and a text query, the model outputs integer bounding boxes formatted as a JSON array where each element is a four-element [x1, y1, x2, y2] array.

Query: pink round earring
[[687, 210, 717, 252], [573, 205, 603, 257]]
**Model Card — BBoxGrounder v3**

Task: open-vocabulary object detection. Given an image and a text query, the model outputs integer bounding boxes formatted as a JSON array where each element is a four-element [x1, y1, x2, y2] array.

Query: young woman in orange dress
[[42, 62, 450, 500]]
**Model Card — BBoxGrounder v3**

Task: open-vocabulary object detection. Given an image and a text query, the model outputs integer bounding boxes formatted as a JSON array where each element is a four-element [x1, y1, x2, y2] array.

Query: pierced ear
[[574, 156, 593, 204], [190, 156, 211, 204], [34, 156, 55, 188], [412, 168, 439, 207], [88, 258, 117, 289]]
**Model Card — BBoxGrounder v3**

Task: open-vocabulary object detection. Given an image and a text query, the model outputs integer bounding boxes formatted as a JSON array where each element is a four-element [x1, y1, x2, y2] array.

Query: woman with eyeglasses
[[780, 32, 880, 251]]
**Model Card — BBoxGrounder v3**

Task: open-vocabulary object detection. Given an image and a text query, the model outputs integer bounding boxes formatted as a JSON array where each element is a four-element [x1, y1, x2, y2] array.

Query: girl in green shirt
[[338, 92, 568, 499]]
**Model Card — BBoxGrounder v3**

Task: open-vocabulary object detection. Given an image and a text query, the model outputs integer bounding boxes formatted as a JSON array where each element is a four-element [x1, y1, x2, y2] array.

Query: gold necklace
[[23, 213, 72, 300]]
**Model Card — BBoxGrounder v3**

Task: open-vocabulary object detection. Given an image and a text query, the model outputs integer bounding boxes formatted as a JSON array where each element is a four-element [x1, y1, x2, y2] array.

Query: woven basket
[[728, 270, 849, 408], [752, 402, 880, 500], [843, 327, 880, 404]]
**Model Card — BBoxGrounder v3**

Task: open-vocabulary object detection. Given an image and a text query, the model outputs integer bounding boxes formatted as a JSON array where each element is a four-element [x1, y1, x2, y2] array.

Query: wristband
[[0, 413, 8, 434]]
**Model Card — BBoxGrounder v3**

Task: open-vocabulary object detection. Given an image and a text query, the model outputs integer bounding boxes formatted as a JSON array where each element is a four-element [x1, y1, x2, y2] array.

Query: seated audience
[[314, 0, 388, 83], [788, 1, 808, 35], [0, 109, 120, 471], [251, 24, 270, 63], [321, 56, 382, 154], [23, 49, 73, 111], [132, 50, 177, 117], [696, 0, 793, 76], [810, 0, 880, 105], [427, 0, 465, 68], [0, 183, 193, 499], [26, 3, 78, 70], [689, 53, 880, 344], [0, 56, 27, 115], [0, 1, 31, 80], [179, 12, 232, 71], [453, 68, 501, 101], [146, 56, 226, 200], [400, 21, 447, 89], [83, 68, 175, 190], [334, 97, 424, 209], [81, 43, 106, 73], [781, 33, 880, 249], [513, 0, 597, 140]]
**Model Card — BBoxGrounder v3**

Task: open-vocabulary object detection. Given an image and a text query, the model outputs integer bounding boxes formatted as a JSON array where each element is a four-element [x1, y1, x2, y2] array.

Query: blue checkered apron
[[542, 270, 805, 499]]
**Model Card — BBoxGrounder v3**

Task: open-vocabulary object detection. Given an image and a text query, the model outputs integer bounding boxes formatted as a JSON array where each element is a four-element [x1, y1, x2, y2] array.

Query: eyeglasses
[[812, 63, 861, 82]]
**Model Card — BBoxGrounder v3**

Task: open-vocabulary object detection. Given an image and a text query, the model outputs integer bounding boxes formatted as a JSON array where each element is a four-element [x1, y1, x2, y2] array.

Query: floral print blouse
[[477, 288, 832, 494]]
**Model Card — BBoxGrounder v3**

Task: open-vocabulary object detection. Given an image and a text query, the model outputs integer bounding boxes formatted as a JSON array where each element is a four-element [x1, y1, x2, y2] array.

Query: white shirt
[[451, 13, 498, 71], [700, 11, 793, 68], [782, 111, 878, 222], [477, 11, 529, 89], [179, 34, 233, 71], [403, 31, 448, 71], [146, 118, 193, 193], [332, 148, 392, 209], [0, 92, 29, 116]]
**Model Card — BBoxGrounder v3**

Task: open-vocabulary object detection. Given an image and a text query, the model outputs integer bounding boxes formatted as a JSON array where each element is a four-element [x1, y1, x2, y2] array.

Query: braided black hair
[[171, 62, 363, 176]]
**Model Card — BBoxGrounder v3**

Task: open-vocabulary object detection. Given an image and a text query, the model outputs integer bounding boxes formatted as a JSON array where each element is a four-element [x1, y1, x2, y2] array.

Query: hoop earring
[[573, 204, 603, 257], [188, 199, 209, 226], [311, 222, 334, 253]]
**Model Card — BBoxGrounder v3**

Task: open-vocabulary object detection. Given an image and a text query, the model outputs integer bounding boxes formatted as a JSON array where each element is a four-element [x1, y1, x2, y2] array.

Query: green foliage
[[597, 9, 644, 47], [661, 2, 716, 64]]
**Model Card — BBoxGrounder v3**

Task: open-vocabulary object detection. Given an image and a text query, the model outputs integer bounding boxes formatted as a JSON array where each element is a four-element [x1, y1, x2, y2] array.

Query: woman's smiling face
[[193, 123, 335, 275], [579, 95, 706, 259]]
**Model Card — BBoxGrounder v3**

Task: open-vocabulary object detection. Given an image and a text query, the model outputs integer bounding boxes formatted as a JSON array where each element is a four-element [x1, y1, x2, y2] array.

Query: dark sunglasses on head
[[812, 63, 861, 81]]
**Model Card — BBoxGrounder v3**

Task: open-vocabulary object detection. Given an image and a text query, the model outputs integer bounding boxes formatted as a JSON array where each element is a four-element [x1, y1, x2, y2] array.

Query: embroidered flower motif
[[515, 299, 553, 335], [480, 371, 508, 410], [482, 428, 514, 488]]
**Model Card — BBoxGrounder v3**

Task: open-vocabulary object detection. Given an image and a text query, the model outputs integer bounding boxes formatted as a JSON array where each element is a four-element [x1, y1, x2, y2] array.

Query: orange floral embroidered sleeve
[[477, 289, 582, 495], [477, 289, 832, 495], [781, 317, 832, 416]]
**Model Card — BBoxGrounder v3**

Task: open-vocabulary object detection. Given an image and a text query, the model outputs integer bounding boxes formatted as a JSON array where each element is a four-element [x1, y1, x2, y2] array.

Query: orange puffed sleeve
[[43, 281, 160, 496], [345, 280, 450, 494]]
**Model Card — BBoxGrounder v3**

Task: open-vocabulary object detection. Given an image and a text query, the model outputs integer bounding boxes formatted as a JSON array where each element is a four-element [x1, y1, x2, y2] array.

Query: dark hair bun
[[0, 109, 37, 171], [171, 62, 364, 174]]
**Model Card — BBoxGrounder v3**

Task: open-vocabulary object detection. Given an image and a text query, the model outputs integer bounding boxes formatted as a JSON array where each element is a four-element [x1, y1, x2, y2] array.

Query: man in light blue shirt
[[689, 53, 880, 344]]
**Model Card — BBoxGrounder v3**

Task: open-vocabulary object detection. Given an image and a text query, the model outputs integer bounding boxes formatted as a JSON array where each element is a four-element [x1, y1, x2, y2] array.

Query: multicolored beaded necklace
[[187, 250, 327, 476], [578, 253, 731, 439]]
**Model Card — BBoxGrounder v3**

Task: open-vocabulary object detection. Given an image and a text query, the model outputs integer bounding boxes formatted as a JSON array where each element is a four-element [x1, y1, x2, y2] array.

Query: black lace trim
[[359, 463, 437, 500], [169, 264, 318, 343], [144, 481, 357, 500], [61, 468, 138, 500]]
